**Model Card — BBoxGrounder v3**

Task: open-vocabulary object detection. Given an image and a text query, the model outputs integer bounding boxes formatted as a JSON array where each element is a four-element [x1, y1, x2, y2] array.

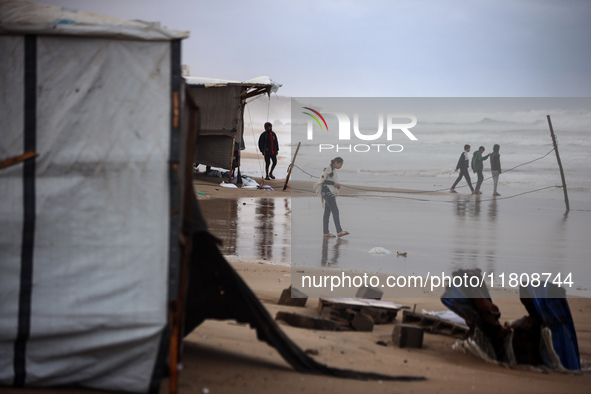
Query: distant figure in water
[[471, 146, 490, 195], [450, 144, 475, 194], [489, 144, 502, 196], [314, 157, 349, 238]]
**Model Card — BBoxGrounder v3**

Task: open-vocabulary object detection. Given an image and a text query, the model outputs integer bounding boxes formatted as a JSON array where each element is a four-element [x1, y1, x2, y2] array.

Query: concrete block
[[278, 286, 308, 307], [355, 286, 383, 300], [392, 323, 424, 348]]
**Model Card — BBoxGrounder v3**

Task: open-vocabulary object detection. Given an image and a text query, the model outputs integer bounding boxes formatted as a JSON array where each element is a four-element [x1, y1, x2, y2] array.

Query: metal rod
[[547, 115, 570, 211]]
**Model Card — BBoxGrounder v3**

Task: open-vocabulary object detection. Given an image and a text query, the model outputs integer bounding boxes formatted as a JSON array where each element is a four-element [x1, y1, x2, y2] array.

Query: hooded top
[[471, 150, 490, 172], [489, 144, 501, 173], [258, 129, 279, 155]]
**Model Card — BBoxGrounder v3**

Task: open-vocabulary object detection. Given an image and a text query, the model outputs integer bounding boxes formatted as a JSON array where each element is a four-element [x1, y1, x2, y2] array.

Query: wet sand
[[196, 172, 591, 299]]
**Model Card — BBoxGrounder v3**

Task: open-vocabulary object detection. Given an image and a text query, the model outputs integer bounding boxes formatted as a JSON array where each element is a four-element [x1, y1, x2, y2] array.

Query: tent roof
[[185, 76, 282, 101], [0, 0, 188, 41], [185, 75, 282, 96]]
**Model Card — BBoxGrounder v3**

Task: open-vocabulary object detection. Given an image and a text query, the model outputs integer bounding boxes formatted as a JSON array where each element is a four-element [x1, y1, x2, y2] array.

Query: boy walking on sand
[[450, 144, 475, 194], [471, 146, 490, 194]]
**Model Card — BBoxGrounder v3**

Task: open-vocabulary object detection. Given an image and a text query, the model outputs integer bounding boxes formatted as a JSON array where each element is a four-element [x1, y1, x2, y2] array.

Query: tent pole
[[168, 96, 199, 394], [283, 142, 301, 191], [547, 115, 570, 211]]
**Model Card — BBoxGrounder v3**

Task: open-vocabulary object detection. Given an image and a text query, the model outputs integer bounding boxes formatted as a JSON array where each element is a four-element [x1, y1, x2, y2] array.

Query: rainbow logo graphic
[[302, 107, 329, 131]]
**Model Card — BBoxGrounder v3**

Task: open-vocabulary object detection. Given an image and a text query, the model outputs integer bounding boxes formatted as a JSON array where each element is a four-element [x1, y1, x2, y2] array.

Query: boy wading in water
[[314, 157, 349, 238]]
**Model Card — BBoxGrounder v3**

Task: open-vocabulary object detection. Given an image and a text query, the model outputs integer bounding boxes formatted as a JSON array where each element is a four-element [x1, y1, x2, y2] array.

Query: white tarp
[[0, 2, 186, 392], [0, 0, 188, 40]]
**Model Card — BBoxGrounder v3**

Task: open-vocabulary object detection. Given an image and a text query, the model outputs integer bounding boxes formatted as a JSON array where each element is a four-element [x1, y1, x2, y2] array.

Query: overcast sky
[[41, 0, 591, 97]]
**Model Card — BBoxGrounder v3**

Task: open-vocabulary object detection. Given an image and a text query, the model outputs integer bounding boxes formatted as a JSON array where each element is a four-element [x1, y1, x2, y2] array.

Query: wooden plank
[[401, 310, 468, 339], [318, 298, 407, 325], [275, 311, 339, 331]]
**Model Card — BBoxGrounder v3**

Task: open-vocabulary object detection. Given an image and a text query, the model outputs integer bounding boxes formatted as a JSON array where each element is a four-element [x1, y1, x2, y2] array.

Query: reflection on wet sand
[[256, 198, 275, 260], [199, 197, 291, 263], [292, 193, 591, 297], [451, 195, 499, 272], [321, 237, 348, 266]]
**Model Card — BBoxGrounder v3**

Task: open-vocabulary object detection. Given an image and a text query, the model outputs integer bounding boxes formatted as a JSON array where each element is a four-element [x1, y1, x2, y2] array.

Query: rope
[[293, 147, 557, 194], [293, 164, 317, 179], [245, 95, 276, 181], [245, 101, 265, 179], [290, 147, 567, 203]]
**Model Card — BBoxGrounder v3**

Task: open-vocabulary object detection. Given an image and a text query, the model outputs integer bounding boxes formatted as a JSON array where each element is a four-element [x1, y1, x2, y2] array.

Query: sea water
[[287, 98, 591, 298], [233, 98, 591, 297], [288, 98, 591, 196]]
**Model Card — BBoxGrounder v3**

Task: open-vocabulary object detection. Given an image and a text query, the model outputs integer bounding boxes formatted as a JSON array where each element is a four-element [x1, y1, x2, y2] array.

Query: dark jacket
[[471, 150, 489, 172], [258, 130, 279, 156], [489, 144, 501, 173], [455, 151, 470, 171]]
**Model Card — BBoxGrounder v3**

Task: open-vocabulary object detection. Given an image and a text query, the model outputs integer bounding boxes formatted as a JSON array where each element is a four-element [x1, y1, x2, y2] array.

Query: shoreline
[[196, 171, 591, 299], [193, 171, 448, 200]]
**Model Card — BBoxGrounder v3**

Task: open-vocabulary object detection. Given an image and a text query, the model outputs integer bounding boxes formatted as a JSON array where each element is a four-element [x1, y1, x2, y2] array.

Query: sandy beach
[[176, 262, 591, 394], [178, 173, 591, 393], [3, 173, 590, 394]]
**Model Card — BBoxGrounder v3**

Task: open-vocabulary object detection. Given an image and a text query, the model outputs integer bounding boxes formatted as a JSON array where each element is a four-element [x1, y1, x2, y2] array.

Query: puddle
[[198, 197, 291, 264]]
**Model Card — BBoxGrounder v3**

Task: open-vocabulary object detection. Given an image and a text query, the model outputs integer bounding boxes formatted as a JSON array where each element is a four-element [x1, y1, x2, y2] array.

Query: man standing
[[450, 144, 475, 194], [471, 146, 490, 195], [258, 122, 279, 180]]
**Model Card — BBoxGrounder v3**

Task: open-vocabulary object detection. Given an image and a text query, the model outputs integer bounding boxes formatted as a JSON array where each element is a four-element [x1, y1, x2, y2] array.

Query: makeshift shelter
[[185, 76, 280, 175], [1, 2, 425, 393], [0, 1, 190, 392]]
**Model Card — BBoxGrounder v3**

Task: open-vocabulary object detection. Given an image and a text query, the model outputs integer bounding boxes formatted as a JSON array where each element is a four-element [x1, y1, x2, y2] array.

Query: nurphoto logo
[[302, 106, 418, 153]]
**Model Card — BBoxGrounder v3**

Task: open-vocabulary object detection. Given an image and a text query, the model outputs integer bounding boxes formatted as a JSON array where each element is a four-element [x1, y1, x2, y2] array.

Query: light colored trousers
[[492, 170, 500, 193]]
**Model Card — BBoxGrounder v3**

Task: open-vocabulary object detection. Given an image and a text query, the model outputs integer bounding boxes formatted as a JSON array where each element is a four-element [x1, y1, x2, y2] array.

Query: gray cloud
[[37, 0, 591, 96]]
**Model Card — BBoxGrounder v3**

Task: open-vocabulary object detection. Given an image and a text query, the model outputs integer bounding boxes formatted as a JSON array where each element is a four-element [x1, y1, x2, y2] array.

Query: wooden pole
[[0, 151, 38, 170], [547, 115, 570, 211], [283, 142, 301, 191], [167, 98, 199, 394]]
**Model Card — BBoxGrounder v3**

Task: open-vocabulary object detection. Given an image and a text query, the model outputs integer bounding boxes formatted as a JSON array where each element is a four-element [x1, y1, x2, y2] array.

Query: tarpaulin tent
[[1, 2, 425, 392], [0, 1, 190, 392], [185, 76, 281, 173]]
